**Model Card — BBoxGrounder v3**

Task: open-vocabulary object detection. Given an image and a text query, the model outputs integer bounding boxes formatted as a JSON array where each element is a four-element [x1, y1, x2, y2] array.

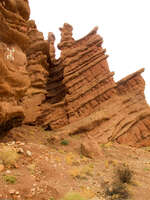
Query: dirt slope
[[0, 126, 150, 200]]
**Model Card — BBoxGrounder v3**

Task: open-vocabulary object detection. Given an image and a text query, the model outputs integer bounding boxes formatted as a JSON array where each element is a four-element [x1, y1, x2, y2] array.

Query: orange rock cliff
[[0, 0, 150, 148]]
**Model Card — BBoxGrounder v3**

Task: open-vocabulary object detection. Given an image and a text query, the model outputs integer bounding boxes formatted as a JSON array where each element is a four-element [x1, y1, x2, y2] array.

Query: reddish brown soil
[[0, 126, 150, 200]]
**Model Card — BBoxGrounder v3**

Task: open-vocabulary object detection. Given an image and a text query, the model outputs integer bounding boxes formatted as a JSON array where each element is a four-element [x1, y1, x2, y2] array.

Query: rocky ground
[[0, 125, 150, 200]]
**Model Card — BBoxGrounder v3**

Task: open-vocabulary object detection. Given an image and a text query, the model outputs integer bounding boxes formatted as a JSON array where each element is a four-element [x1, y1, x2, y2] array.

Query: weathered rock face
[[113, 70, 150, 147], [41, 23, 116, 130], [0, 0, 30, 50], [44, 23, 150, 147], [22, 20, 49, 124], [37, 30, 69, 130], [0, 0, 30, 131], [59, 24, 116, 123]]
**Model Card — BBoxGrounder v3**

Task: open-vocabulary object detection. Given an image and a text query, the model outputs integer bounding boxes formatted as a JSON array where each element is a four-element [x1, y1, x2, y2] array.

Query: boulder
[[81, 137, 102, 159]]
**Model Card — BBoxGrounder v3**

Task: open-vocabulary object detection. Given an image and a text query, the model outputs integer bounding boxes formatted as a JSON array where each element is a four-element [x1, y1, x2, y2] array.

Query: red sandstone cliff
[[44, 24, 150, 148], [22, 20, 49, 124], [0, 1, 150, 148], [0, 0, 30, 131]]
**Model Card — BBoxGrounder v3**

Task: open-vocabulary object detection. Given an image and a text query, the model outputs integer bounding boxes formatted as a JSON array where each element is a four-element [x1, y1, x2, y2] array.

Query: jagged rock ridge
[[42, 23, 150, 148], [0, 0, 150, 147]]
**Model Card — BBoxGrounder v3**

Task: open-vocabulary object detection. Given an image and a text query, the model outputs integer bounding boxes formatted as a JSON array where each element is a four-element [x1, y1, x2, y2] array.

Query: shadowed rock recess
[[0, 0, 150, 147]]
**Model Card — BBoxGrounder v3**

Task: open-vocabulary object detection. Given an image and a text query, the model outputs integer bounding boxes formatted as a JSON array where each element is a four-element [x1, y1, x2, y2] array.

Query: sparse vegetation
[[0, 146, 19, 167], [65, 152, 77, 165], [104, 164, 133, 199], [105, 182, 129, 200], [49, 198, 55, 200], [100, 142, 113, 149], [115, 164, 133, 184], [61, 192, 86, 200], [144, 167, 150, 171], [69, 164, 94, 179], [61, 139, 69, 145], [27, 163, 36, 174], [3, 175, 17, 184], [142, 146, 150, 152]]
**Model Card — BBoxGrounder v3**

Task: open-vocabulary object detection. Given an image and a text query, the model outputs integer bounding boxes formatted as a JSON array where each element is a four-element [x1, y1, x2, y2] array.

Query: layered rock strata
[[45, 24, 150, 147], [22, 20, 49, 124], [36, 32, 69, 129], [41, 24, 116, 129], [0, 0, 30, 131], [48, 67, 150, 147], [59, 24, 116, 123]]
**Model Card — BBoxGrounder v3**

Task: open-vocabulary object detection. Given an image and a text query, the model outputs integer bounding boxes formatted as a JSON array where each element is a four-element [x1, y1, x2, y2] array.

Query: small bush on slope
[[105, 182, 129, 200], [116, 164, 133, 184], [61, 139, 69, 146], [104, 164, 133, 200], [3, 175, 17, 184], [0, 146, 19, 167]]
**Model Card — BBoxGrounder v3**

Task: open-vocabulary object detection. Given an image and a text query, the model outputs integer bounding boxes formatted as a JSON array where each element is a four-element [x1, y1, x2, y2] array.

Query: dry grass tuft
[[115, 164, 133, 184], [61, 192, 86, 200], [0, 146, 19, 167]]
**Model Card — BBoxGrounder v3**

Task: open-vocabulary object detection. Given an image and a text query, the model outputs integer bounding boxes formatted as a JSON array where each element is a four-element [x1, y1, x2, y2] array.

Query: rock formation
[[1, 0, 150, 148], [0, 0, 30, 131], [36, 31, 69, 130], [45, 24, 150, 148], [22, 20, 49, 124], [59, 24, 116, 123]]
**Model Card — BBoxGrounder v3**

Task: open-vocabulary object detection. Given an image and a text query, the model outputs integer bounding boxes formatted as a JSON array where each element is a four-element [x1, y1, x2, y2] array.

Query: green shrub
[[3, 175, 17, 184], [61, 139, 69, 146]]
